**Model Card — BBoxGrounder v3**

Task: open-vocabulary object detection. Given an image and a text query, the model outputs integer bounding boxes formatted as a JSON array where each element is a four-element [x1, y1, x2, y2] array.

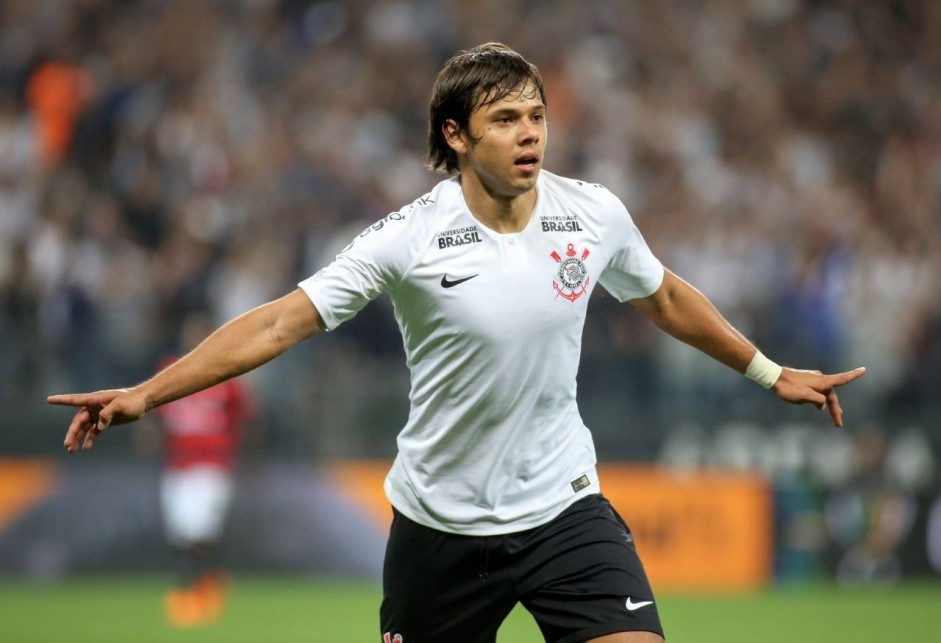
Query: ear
[[442, 119, 468, 155]]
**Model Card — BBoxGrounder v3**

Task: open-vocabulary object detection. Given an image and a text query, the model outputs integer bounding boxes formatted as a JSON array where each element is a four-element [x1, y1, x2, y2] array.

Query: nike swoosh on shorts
[[625, 597, 654, 611]]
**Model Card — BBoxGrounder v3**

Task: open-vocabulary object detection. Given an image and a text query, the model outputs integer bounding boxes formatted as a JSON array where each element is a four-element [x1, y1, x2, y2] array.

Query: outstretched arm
[[629, 269, 865, 427], [48, 288, 324, 452]]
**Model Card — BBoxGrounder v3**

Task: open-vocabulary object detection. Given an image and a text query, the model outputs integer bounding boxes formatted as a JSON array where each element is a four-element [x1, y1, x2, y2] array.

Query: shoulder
[[338, 181, 449, 255], [539, 171, 631, 231], [540, 170, 626, 210], [348, 177, 460, 249], [322, 178, 463, 281]]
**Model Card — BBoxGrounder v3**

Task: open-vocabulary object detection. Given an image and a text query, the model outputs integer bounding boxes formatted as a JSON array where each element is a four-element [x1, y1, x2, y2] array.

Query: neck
[[459, 172, 537, 234]]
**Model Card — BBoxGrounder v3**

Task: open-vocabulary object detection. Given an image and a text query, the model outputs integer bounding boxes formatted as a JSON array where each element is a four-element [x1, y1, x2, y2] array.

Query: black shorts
[[380, 494, 663, 643]]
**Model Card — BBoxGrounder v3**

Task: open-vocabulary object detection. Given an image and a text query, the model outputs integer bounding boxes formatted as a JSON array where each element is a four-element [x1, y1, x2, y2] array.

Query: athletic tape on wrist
[[745, 351, 783, 389]]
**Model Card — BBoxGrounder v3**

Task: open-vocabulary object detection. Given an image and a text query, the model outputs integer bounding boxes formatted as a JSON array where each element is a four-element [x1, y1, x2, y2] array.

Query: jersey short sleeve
[[597, 196, 664, 302], [298, 210, 416, 330]]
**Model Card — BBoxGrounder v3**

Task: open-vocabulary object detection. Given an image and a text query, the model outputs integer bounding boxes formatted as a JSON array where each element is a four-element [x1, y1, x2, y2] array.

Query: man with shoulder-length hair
[[50, 42, 865, 642]]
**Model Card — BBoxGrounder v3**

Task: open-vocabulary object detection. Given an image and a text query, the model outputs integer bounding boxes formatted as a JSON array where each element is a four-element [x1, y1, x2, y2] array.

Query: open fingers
[[804, 387, 827, 410], [776, 366, 863, 425], [48, 393, 97, 408], [826, 389, 843, 427], [828, 367, 866, 388], [64, 407, 95, 453], [82, 426, 102, 451], [63, 406, 110, 453]]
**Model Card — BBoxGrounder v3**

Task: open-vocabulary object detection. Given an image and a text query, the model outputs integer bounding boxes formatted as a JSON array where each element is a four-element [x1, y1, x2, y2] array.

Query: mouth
[[514, 153, 540, 173]]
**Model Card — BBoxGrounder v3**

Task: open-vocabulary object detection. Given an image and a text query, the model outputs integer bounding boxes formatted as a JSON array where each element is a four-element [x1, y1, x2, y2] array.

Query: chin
[[512, 170, 540, 190]]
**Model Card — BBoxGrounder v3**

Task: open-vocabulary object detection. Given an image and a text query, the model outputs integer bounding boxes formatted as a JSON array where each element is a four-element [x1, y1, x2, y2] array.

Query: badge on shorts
[[571, 474, 590, 492]]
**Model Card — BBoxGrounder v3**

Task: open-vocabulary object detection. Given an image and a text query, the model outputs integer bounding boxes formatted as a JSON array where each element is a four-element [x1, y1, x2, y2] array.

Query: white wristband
[[745, 351, 783, 389]]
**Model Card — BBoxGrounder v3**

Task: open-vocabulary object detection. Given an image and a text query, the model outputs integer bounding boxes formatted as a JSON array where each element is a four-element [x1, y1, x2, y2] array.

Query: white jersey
[[299, 170, 664, 535]]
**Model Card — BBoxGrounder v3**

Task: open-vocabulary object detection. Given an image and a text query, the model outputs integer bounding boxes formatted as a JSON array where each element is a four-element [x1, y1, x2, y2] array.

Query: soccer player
[[154, 312, 255, 627], [49, 43, 865, 642]]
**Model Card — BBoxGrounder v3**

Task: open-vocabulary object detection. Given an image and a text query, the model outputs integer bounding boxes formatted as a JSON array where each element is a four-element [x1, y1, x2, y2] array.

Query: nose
[[519, 116, 540, 144]]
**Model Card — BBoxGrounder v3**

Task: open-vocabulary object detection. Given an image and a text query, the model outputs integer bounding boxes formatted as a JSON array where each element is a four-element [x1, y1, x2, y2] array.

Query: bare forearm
[[50, 289, 323, 451], [137, 312, 272, 409], [138, 290, 321, 410], [630, 268, 866, 427], [632, 270, 757, 373]]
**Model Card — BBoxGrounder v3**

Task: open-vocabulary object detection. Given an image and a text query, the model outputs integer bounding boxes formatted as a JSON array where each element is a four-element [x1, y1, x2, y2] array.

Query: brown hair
[[427, 42, 547, 175]]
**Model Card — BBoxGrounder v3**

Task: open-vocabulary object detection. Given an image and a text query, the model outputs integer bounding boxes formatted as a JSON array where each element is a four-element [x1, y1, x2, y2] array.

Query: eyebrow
[[488, 104, 547, 117]]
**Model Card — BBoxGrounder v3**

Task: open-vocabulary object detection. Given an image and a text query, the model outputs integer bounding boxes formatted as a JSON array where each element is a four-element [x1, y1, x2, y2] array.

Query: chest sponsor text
[[437, 226, 482, 249]]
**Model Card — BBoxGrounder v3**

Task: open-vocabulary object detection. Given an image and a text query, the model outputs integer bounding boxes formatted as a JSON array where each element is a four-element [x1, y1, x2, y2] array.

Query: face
[[445, 80, 547, 199]]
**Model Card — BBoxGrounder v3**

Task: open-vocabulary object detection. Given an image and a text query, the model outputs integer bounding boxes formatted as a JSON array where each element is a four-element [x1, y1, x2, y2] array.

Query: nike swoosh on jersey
[[625, 598, 654, 611], [440, 274, 479, 288]]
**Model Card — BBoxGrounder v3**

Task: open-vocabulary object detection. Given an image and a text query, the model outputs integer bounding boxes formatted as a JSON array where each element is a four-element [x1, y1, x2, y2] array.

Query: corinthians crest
[[550, 243, 591, 302]]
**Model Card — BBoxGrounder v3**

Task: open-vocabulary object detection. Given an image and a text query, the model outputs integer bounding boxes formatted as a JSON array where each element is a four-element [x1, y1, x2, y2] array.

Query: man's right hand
[[48, 388, 149, 453]]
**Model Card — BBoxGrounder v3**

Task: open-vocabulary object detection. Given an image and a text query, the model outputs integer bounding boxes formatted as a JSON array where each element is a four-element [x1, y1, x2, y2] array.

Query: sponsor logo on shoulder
[[349, 190, 435, 248], [383, 633, 404, 643], [540, 214, 583, 232], [412, 192, 435, 208], [625, 597, 654, 611], [353, 211, 407, 243], [437, 225, 482, 249]]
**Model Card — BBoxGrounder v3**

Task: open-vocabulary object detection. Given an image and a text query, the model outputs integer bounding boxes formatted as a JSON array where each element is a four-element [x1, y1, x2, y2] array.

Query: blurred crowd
[[1, 0, 939, 453]]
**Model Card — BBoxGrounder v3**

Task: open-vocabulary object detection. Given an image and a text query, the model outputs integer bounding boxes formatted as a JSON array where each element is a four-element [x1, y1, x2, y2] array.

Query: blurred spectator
[[26, 54, 90, 167], [824, 424, 917, 587]]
